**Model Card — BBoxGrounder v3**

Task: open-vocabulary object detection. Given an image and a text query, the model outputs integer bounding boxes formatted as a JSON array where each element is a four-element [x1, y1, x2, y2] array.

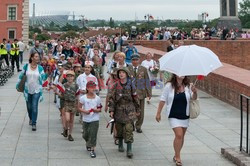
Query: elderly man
[[128, 54, 151, 133]]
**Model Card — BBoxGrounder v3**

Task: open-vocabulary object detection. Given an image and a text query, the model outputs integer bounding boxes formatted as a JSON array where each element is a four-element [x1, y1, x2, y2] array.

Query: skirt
[[169, 118, 189, 128]]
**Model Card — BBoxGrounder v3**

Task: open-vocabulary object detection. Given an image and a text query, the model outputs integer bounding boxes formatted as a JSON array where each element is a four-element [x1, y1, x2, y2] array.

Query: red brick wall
[[0, 0, 23, 41], [183, 40, 250, 70], [194, 73, 250, 109], [126, 40, 171, 52], [128, 40, 250, 70]]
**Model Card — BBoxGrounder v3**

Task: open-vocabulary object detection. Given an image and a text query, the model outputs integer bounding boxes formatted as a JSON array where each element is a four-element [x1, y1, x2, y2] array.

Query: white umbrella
[[159, 45, 223, 76]]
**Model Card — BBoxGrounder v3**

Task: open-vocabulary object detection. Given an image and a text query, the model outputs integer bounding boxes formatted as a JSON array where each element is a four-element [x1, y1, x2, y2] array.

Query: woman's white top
[[26, 64, 40, 94], [141, 59, 156, 81], [160, 83, 193, 118], [79, 95, 102, 123]]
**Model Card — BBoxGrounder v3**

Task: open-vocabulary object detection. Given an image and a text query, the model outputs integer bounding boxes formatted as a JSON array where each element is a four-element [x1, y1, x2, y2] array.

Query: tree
[[36, 33, 51, 41], [49, 21, 55, 28], [109, 17, 115, 28], [239, 0, 250, 28]]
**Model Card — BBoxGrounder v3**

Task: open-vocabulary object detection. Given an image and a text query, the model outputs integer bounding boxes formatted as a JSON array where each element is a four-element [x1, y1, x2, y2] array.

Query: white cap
[[85, 61, 94, 67], [54, 56, 59, 60], [60, 54, 65, 57]]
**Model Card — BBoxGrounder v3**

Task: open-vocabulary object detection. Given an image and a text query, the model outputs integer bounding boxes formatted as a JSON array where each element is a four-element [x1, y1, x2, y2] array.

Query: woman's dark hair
[[29, 53, 36, 63], [169, 74, 190, 93], [85, 65, 95, 76]]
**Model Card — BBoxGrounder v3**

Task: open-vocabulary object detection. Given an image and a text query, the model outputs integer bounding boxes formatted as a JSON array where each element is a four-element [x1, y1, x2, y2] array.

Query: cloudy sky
[[30, 0, 243, 20]]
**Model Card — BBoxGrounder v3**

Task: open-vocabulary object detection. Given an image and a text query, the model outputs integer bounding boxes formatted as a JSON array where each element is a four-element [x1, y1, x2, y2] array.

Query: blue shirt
[[125, 46, 138, 64]]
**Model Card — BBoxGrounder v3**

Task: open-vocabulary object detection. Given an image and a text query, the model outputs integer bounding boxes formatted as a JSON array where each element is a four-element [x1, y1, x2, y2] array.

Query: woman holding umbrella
[[155, 74, 197, 166]]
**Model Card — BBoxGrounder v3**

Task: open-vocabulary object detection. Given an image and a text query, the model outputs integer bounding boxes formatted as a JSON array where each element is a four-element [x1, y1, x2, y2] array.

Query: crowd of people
[[133, 27, 243, 41], [12, 34, 198, 165]]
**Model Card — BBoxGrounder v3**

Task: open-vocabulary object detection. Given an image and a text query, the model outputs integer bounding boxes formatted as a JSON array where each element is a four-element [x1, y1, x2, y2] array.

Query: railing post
[[247, 99, 249, 154], [240, 95, 243, 151]]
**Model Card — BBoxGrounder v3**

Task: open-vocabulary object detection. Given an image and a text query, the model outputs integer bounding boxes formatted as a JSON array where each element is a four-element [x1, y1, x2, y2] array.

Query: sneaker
[[17, 69, 22, 72], [32, 125, 36, 131], [68, 135, 74, 141], [90, 150, 96, 158]]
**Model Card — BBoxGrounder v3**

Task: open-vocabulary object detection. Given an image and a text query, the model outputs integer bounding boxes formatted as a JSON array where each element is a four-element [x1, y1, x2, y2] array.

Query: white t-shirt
[[17, 41, 25, 51], [79, 95, 102, 122], [76, 73, 99, 97], [141, 59, 156, 81], [26, 64, 40, 94], [141, 59, 154, 69]]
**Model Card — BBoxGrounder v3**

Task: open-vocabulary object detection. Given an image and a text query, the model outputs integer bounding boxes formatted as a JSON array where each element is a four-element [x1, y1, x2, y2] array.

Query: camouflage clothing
[[62, 82, 78, 113], [93, 64, 104, 90], [116, 122, 134, 143], [108, 80, 140, 123], [93, 64, 103, 79]]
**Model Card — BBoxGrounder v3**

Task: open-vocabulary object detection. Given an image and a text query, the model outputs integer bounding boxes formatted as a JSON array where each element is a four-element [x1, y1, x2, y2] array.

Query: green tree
[[36, 33, 51, 41], [239, 0, 250, 28], [49, 21, 55, 28], [109, 17, 115, 28]]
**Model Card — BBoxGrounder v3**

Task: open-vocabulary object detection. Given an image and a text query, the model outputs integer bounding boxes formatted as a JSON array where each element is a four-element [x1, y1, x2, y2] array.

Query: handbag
[[17, 66, 27, 92], [189, 99, 200, 119]]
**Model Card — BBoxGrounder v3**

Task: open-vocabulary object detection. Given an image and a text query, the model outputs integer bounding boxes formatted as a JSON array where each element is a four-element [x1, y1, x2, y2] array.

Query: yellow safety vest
[[0, 43, 8, 55], [10, 43, 19, 56]]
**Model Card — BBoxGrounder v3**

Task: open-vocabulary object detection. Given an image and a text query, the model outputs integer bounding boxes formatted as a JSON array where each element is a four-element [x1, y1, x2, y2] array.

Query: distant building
[[0, 0, 29, 44]]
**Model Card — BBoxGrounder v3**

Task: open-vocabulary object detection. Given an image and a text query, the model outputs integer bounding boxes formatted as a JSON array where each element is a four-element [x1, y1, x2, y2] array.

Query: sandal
[[173, 156, 182, 166], [176, 161, 182, 166]]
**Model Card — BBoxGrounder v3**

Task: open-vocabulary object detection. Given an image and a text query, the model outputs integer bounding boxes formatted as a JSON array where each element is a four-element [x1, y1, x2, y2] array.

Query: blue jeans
[[26, 93, 40, 125], [19, 51, 23, 64]]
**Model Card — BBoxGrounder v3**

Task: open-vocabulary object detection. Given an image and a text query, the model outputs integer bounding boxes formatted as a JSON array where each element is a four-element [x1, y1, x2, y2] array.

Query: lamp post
[[144, 14, 150, 31]]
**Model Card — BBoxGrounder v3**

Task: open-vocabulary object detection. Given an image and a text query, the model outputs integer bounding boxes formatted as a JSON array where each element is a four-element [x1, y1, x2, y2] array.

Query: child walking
[[78, 81, 102, 158], [57, 70, 79, 141]]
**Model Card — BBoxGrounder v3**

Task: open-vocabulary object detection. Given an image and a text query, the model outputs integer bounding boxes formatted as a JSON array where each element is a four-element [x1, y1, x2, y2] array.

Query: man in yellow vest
[[10, 39, 21, 72], [0, 38, 10, 66]]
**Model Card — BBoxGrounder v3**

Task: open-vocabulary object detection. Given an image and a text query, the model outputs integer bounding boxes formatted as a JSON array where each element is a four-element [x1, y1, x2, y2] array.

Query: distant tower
[[32, 3, 35, 25], [217, 0, 241, 30], [73, 12, 75, 25]]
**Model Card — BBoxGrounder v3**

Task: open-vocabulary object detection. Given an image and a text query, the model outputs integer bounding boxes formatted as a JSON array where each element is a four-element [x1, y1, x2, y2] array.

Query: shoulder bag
[[189, 86, 200, 119], [17, 65, 27, 92]]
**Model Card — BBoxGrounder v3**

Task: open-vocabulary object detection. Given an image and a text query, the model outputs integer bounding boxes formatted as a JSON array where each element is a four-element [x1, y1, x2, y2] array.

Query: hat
[[64, 63, 72, 69], [73, 63, 82, 68], [85, 61, 94, 67], [67, 57, 71, 60], [131, 53, 140, 60], [117, 67, 130, 79], [66, 70, 75, 76], [86, 81, 97, 88], [54, 56, 59, 60], [57, 62, 63, 66], [60, 54, 65, 57]]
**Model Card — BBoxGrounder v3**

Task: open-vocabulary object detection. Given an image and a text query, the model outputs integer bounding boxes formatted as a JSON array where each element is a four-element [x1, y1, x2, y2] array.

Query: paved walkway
[[0, 53, 239, 166]]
